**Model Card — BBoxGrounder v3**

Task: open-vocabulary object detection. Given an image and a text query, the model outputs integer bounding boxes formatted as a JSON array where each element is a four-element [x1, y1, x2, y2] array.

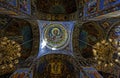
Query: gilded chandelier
[[0, 37, 21, 75], [92, 39, 116, 67]]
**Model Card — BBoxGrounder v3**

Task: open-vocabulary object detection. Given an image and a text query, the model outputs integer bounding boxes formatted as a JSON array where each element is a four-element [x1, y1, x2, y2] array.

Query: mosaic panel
[[19, 0, 31, 15], [79, 22, 104, 58], [37, 20, 75, 57]]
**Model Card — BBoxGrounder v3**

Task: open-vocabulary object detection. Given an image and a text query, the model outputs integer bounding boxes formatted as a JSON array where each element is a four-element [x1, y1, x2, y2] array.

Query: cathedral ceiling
[[34, 0, 77, 14], [1, 0, 120, 77]]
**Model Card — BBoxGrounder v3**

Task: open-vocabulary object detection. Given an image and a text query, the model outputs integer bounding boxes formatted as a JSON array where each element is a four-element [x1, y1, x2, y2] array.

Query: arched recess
[[107, 21, 120, 66], [4, 19, 33, 59], [0, 16, 39, 75], [33, 54, 80, 78], [27, 20, 39, 56], [107, 21, 120, 40], [73, 21, 105, 65]]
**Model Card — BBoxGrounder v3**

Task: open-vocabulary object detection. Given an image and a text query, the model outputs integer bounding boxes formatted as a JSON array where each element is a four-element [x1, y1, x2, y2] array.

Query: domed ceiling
[[37, 20, 75, 57], [33, 54, 79, 78], [35, 0, 77, 14], [0, 14, 34, 76]]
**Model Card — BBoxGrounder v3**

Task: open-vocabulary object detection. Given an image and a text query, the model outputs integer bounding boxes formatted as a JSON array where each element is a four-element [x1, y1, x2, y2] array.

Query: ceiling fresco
[[1, 0, 120, 77], [4, 20, 33, 59], [37, 20, 75, 57], [35, 0, 77, 14], [34, 54, 79, 78], [0, 15, 12, 30], [72, 22, 105, 65], [72, 20, 120, 77], [107, 21, 120, 66], [44, 24, 69, 50], [76, 19, 120, 76], [0, 15, 33, 75], [79, 22, 105, 58], [10, 54, 80, 78], [98, 18, 120, 32], [107, 21, 120, 42], [72, 23, 89, 66]]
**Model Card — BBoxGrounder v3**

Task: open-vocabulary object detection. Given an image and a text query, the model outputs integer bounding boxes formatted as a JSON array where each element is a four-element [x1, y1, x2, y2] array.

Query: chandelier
[[92, 39, 117, 71], [0, 37, 21, 75]]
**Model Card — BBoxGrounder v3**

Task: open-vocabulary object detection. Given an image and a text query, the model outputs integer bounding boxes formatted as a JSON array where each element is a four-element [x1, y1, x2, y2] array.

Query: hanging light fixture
[[112, 39, 120, 65], [0, 37, 21, 75], [92, 38, 120, 73], [92, 39, 116, 67]]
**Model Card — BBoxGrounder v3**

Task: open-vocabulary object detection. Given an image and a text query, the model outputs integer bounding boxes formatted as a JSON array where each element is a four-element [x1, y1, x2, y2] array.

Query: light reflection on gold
[[93, 39, 116, 72], [50, 62, 62, 75], [0, 37, 21, 75]]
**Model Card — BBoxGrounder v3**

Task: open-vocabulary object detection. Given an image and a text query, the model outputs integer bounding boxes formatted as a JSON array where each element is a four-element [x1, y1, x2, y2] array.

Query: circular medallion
[[44, 24, 69, 50]]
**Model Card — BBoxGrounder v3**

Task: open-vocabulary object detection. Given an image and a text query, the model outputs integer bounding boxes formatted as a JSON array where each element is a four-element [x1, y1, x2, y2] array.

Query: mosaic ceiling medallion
[[44, 24, 69, 50]]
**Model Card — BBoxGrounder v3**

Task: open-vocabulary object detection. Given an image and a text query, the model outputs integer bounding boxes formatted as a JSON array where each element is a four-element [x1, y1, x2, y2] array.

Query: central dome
[[44, 24, 69, 50]]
